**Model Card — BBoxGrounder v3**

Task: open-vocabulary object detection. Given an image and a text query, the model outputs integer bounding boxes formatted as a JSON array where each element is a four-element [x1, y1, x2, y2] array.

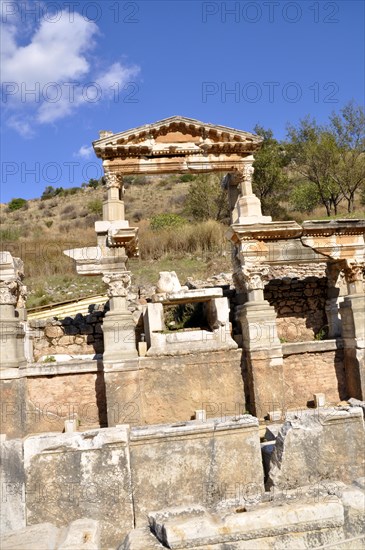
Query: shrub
[[63, 187, 79, 196], [0, 226, 22, 241], [179, 174, 195, 182], [150, 213, 187, 230], [87, 199, 103, 216], [44, 220, 53, 228], [61, 205, 76, 216], [8, 198, 27, 211], [41, 186, 64, 200], [139, 219, 226, 260]]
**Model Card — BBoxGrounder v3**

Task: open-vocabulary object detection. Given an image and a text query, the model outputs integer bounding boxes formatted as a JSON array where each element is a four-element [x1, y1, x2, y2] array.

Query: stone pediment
[[93, 116, 262, 159]]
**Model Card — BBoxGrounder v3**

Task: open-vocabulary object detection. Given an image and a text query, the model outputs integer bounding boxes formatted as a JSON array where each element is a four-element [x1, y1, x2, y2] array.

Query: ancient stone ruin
[[1, 116, 364, 549]]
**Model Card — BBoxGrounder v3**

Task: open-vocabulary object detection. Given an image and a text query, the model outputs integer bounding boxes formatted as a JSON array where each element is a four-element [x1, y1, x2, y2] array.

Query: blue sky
[[1, 0, 364, 202]]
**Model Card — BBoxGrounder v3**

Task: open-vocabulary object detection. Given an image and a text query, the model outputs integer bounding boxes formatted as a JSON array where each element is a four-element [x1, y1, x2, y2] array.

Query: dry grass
[[138, 220, 228, 260]]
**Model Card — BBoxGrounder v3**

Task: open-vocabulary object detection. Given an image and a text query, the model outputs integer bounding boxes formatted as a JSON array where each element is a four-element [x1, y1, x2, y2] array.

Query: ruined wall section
[[264, 276, 328, 342], [30, 312, 105, 360]]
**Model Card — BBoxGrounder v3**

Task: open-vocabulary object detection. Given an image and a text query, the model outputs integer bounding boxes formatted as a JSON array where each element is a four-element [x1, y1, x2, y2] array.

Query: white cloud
[[74, 145, 94, 159], [7, 116, 35, 138], [1, 10, 140, 135]]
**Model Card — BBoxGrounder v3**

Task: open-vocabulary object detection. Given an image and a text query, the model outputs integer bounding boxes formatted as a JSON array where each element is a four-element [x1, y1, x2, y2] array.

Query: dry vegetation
[[1, 171, 363, 309], [0, 176, 230, 308]]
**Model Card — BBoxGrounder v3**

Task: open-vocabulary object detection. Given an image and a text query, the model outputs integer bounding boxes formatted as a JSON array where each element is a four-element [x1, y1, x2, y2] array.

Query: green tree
[[252, 125, 290, 217], [287, 118, 343, 216], [290, 181, 320, 213], [185, 174, 229, 222], [328, 101, 365, 212], [8, 198, 27, 211]]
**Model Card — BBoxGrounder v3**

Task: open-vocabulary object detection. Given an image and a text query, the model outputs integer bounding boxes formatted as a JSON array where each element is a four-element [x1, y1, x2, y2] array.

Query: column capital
[[104, 172, 124, 190], [102, 272, 131, 298], [0, 280, 18, 305], [241, 265, 269, 293], [231, 163, 254, 195], [0, 278, 26, 306], [343, 260, 364, 284]]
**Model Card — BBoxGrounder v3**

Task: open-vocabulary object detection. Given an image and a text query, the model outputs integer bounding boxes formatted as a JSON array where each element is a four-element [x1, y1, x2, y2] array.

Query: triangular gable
[[93, 116, 262, 159]]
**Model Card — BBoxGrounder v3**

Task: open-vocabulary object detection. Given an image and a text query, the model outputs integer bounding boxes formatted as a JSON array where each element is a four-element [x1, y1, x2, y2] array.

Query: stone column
[[0, 279, 26, 370], [103, 172, 125, 221], [231, 161, 271, 224], [340, 261, 365, 399], [236, 264, 284, 418], [325, 261, 344, 338], [102, 271, 138, 363]]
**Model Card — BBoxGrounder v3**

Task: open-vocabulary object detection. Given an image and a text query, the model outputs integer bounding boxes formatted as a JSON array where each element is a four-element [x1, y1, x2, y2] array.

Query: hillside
[[1, 173, 364, 310], [0, 175, 230, 308]]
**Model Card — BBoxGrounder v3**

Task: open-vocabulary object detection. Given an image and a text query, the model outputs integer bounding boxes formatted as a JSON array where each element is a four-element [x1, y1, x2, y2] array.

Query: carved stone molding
[[103, 272, 131, 298]]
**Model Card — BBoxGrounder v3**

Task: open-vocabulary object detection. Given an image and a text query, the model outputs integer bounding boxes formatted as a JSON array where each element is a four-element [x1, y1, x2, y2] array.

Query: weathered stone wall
[[26, 370, 107, 433], [130, 416, 263, 526], [268, 263, 327, 279], [264, 276, 328, 342], [23, 416, 263, 548], [30, 312, 105, 361], [283, 345, 346, 408], [0, 363, 107, 438], [105, 350, 246, 427]]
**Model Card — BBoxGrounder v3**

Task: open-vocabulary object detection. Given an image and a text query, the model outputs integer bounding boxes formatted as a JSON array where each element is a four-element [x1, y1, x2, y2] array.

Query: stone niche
[[143, 274, 237, 356]]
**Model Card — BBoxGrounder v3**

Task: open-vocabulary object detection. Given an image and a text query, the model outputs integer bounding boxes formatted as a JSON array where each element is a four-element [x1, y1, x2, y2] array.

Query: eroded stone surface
[[268, 408, 365, 489], [0, 438, 25, 534], [24, 428, 133, 549], [129, 415, 263, 525]]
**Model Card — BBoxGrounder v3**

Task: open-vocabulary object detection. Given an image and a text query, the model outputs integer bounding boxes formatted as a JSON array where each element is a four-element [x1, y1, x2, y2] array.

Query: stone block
[[0, 523, 61, 550], [195, 410, 206, 422], [264, 424, 281, 441], [314, 392, 326, 407], [58, 518, 100, 549], [24, 427, 134, 548], [45, 326, 64, 338], [0, 438, 25, 534], [129, 415, 264, 525], [268, 410, 282, 422], [268, 407, 365, 489], [118, 526, 165, 549], [156, 271, 181, 293], [148, 499, 344, 549]]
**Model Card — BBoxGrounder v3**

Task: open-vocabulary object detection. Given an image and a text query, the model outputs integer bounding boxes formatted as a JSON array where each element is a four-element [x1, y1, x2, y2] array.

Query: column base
[[340, 294, 365, 400], [237, 301, 284, 418], [102, 310, 138, 363]]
